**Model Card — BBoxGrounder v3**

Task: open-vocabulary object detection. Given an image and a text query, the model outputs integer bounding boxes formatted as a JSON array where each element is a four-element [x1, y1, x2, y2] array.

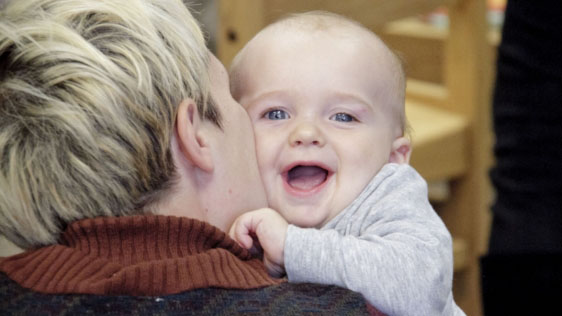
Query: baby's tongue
[[288, 166, 327, 190]]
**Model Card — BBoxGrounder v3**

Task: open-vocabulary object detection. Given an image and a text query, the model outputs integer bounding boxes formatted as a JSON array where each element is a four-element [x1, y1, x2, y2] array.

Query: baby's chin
[[276, 206, 331, 229]]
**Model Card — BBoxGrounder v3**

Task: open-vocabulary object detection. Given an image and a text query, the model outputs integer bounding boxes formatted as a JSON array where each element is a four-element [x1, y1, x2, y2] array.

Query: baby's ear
[[389, 137, 411, 164]]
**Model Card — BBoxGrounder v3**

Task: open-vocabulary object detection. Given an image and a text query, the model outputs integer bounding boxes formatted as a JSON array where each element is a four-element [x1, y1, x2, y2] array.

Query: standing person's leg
[[482, 0, 562, 315]]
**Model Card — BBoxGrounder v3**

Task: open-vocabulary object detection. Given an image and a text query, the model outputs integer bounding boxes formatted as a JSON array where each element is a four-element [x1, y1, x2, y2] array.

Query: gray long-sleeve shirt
[[284, 163, 465, 316]]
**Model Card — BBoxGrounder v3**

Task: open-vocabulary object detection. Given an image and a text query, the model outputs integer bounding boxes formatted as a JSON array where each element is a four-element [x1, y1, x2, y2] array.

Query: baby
[[228, 12, 464, 316]]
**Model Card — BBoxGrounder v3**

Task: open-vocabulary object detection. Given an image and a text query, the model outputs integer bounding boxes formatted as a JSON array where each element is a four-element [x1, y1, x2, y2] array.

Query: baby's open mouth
[[287, 165, 329, 191]]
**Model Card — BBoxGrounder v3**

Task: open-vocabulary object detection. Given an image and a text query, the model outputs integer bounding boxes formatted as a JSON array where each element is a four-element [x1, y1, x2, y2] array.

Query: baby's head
[[230, 12, 411, 228]]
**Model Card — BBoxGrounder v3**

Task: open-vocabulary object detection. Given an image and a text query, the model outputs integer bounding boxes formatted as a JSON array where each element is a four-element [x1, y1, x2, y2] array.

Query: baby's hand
[[229, 208, 288, 278]]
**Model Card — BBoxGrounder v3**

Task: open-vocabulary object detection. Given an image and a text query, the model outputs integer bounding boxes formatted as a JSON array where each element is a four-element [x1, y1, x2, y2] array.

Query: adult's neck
[[152, 133, 217, 228]]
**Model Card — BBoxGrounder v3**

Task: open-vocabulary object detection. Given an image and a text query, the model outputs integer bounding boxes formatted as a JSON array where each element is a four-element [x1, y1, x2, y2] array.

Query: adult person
[[0, 0, 375, 314], [481, 0, 562, 315]]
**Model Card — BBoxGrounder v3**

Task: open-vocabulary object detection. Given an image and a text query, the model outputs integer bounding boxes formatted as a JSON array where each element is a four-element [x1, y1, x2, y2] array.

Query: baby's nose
[[289, 122, 325, 147]]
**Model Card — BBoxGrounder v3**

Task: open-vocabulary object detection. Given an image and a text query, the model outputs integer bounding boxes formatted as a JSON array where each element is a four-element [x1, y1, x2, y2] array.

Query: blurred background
[[3, 1, 560, 315]]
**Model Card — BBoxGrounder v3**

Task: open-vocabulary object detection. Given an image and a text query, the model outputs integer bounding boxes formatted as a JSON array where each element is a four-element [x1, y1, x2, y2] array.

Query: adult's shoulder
[[1, 273, 374, 315]]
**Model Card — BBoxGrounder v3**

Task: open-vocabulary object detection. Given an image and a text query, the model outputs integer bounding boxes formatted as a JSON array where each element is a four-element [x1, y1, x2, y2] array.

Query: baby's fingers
[[228, 215, 254, 250]]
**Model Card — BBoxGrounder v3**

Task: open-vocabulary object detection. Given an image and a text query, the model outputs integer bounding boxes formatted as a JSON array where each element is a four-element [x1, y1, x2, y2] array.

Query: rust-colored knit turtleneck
[[0, 215, 282, 295]]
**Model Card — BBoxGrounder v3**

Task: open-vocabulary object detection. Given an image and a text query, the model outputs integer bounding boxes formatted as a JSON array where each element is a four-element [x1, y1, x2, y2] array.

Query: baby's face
[[235, 30, 407, 228]]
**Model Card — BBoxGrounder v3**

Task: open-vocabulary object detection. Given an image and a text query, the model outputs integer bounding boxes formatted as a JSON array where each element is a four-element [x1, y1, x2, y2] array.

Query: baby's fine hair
[[0, 0, 219, 248], [230, 11, 408, 134]]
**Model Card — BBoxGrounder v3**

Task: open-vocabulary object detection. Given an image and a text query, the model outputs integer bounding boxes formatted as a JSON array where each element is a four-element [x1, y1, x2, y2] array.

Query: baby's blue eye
[[331, 113, 355, 122], [265, 109, 290, 120]]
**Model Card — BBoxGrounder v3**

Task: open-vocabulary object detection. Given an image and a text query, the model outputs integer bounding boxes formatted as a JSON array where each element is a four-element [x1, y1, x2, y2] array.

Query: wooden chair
[[217, 1, 494, 315]]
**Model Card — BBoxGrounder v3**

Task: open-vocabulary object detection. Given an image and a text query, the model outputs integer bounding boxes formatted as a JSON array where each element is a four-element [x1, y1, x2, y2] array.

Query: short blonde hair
[[230, 11, 408, 134], [0, 0, 220, 249]]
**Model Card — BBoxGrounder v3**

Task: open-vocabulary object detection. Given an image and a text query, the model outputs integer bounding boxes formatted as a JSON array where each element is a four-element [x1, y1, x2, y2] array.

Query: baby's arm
[[229, 208, 288, 277], [285, 224, 453, 316], [230, 165, 462, 316], [283, 165, 459, 316], [230, 208, 453, 315]]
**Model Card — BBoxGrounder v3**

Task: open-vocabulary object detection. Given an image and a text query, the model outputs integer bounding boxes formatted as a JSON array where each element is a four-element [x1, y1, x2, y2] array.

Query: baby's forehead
[[233, 14, 406, 131], [255, 25, 401, 87], [251, 21, 396, 69]]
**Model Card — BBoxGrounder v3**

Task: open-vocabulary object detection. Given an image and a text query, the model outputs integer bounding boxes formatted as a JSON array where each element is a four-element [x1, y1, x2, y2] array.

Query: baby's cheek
[[255, 145, 270, 173], [253, 132, 276, 167], [257, 182, 279, 221], [254, 148, 276, 201], [251, 130, 284, 208]]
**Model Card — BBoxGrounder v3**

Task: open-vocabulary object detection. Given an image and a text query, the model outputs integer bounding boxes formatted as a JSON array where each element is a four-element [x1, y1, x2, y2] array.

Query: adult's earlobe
[[176, 99, 214, 172]]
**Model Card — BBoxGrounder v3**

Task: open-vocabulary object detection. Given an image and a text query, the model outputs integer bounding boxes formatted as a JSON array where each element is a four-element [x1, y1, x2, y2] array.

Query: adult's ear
[[389, 136, 412, 164], [175, 99, 214, 172]]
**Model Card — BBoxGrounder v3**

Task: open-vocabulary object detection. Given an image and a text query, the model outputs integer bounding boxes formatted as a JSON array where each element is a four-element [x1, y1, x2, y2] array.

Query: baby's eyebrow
[[244, 90, 290, 110], [326, 93, 378, 119], [328, 92, 372, 108]]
